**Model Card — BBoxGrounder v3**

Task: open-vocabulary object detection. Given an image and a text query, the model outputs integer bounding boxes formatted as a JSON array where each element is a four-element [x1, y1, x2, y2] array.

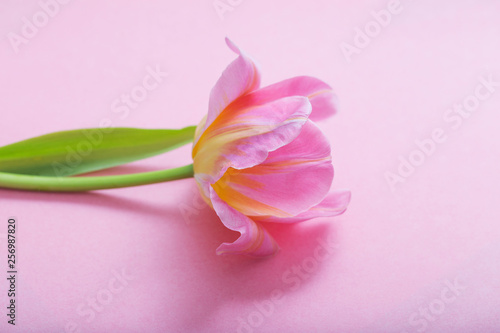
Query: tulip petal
[[212, 120, 334, 218], [229, 76, 338, 122], [193, 96, 312, 199], [210, 188, 279, 257], [196, 38, 261, 145], [253, 190, 351, 224]]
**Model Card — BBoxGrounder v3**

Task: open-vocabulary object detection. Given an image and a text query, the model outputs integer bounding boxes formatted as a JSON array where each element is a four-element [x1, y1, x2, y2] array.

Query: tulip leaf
[[0, 126, 196, 177]]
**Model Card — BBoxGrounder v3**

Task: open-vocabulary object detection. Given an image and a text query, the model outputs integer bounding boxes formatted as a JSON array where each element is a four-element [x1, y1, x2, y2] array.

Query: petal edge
[[210, 187, 280, 257]]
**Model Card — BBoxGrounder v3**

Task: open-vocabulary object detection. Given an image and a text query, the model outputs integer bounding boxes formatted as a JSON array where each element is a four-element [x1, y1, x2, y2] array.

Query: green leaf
[[0, 126, 196, 177]]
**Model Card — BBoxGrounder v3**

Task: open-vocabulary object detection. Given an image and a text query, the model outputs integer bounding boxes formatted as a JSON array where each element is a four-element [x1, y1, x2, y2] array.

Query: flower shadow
[[0, 182, 341, 332], [174, 185, 341, 331]]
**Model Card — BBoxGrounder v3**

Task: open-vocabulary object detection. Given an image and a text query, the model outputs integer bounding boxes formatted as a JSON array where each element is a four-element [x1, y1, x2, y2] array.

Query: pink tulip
[[192, 38, 350, 257]]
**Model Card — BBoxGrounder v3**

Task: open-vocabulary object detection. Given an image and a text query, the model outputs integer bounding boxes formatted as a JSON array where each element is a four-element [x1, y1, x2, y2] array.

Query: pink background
[[1, 0, 500, 332]]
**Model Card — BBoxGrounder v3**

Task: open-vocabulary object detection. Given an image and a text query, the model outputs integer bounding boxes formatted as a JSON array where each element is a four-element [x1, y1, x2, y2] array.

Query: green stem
[[0, 164, 194, 192]]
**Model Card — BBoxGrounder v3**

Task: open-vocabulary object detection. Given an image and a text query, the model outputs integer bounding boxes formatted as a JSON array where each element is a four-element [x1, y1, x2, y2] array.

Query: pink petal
[[195, 38, 261, 145], [212, 120, 334, 218], [210, 188, 279, 257], [229, 76, 338, 122], [193, 96, 312, 199], [253, 190, 351, 224]]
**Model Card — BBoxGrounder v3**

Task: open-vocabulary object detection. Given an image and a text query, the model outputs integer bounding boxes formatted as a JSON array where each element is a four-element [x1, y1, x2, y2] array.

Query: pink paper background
[[1, 0, 500, 332]]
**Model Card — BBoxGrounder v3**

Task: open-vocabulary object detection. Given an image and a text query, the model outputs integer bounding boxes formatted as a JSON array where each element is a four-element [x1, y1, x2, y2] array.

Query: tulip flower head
[[192, 38, 350, 257]]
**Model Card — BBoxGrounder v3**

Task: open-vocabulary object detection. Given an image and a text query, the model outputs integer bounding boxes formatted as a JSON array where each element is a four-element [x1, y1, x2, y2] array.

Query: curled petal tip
[[225, 37, 240, 55]]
